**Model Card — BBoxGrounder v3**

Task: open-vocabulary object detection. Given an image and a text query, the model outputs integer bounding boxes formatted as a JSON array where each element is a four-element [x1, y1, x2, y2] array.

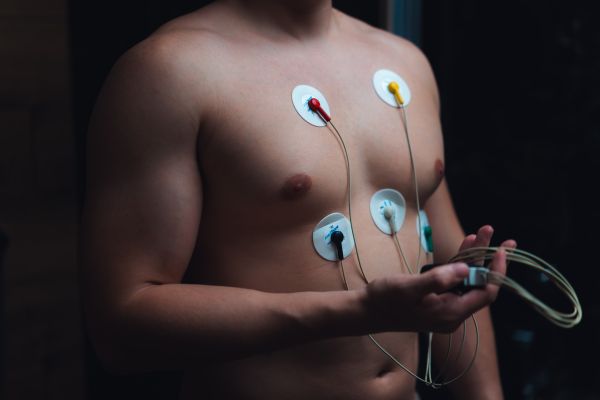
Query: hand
[[459, 225, 517, 267], [362, 226, 516, 334]]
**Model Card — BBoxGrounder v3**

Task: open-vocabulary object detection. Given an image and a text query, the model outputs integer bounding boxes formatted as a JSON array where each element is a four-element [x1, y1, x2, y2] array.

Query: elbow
[[85, 304, 153, 375], [87, 322, 141, 375], [83, 284, 161, 374]]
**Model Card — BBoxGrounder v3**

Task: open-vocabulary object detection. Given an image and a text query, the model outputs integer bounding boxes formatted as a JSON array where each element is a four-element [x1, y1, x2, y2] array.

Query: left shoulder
[[335, 10, 439, 107]]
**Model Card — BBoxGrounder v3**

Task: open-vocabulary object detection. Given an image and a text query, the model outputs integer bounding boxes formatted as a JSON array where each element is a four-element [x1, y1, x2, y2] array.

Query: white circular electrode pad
[[292, 84, 331, 127], [369, 189, 407, 235], [372, 69, 412, 107], [312, 212, 355, 261], [416, 209, 432, 252]]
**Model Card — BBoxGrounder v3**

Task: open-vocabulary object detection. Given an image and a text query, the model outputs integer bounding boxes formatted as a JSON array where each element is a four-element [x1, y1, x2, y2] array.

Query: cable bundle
[[450, 247, 582, 328], [306, 79, 582, 389]]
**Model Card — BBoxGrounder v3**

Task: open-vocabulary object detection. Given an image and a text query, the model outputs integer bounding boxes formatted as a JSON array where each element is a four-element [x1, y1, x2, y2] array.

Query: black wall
[[422, 2, 599, 399]]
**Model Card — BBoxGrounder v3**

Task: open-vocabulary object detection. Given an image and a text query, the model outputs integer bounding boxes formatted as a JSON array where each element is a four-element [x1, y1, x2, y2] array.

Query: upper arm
[[81, 37, 204, 317], [400, 41, 465, 262], [424, 180, 465, 263]]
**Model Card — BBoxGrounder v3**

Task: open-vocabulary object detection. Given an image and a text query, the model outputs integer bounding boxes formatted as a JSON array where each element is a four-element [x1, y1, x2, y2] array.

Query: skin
[[81, 1, 516, 399]]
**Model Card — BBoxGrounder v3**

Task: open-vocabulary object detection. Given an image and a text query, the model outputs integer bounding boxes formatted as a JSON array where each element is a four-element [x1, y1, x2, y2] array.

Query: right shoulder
[[94, 23, 232, 141], [113, 2, 234, 80], [110, 27, 227, 105]]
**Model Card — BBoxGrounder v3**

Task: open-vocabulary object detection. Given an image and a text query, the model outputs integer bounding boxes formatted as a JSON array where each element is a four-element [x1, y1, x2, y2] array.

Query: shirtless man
[[81, 1, 516, 399]]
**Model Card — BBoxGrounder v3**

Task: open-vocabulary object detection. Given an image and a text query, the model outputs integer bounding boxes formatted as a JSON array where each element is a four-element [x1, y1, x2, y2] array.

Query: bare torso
[[153, 4, 445, 399]]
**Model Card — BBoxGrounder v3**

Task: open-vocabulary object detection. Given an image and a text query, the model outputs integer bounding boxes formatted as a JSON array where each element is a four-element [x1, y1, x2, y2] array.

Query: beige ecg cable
[[306, 80, 582, 387], [308, 95, 476, 387]]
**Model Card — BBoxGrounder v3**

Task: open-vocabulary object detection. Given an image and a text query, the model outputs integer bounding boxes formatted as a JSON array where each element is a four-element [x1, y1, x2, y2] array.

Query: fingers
[[458, 234, 477, 252], [458, 225, 493, 265], [417, 263, 469, 294], [499, 239, 517, 268], [472, 225, 493, 265], [449, 249, 507, 317], [474, 225, 493, 247], [415, 228, 518, 332], [500, 239, 517, 253], [488, 246, 507, 277], [434, 246, 509, 324], [500, 239, 517, 248]]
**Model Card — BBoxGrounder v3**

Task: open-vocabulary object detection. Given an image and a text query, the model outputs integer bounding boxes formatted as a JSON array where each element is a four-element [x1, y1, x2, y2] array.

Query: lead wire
[[327, 121, 369, 284], [324, 102, 477, 387], [321, 82, 581, 386], [394, 103, 476, 386], [450, 247, 582, 328], [340, 259, 476, 387]]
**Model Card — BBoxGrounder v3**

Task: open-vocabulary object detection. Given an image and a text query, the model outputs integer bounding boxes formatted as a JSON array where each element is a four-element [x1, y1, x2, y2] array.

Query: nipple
[[435, 159, 445, 180], [281, 173, 313, 200]]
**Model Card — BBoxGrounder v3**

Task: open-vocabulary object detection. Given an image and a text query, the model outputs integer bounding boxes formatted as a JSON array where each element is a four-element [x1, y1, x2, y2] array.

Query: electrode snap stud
[[373, 69, 412, 107], [312, 212, 355, 261], [369, 189, 407, 235], [292, 84, 332, 127]]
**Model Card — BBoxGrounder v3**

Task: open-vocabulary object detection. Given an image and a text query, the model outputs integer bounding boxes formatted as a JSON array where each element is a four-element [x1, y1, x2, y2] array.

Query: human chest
[[198, 51, 445, 215]]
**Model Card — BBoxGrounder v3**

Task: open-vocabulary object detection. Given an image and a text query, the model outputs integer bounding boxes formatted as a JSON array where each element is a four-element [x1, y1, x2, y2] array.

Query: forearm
[[88, 283, 367, 373], [432, 307, 503, 400]]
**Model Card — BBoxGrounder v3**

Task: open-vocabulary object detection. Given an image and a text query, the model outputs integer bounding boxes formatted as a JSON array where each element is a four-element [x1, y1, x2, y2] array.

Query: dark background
[[422, 2, 599, 399], [2, 0, 595, 399]]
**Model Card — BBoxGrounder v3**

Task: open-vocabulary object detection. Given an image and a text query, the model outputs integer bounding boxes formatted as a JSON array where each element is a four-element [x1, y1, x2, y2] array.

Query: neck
[[223, 0, 336, 40]]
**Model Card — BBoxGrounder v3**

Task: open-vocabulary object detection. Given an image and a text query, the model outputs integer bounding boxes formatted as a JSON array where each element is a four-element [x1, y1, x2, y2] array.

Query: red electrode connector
[[308, 97, 331, 122]]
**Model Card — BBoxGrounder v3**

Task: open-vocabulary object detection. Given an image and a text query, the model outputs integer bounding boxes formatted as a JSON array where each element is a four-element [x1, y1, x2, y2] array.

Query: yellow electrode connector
[[387, 81, 404, 106]]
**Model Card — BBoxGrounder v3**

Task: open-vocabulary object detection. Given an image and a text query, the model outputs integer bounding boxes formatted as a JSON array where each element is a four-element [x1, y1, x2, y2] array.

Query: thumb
[[417, 263, 470, 294]]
